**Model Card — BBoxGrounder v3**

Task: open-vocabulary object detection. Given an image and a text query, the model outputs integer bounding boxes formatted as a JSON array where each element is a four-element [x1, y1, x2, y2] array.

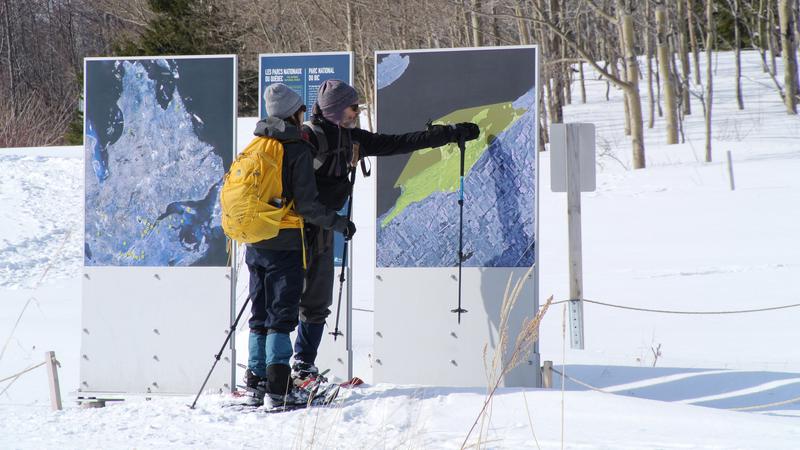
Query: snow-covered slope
[[1, 50, 799, 448], [2, 385, 799, 449]]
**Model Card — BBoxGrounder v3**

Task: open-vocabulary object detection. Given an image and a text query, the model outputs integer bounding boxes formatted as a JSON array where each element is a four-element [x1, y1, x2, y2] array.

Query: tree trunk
[[548, 0, 564, 123], [732, 0, 745, 109], [796, 0, 800, 47], [615, 13, 632, 137], [611, 58, 632, 134], [563, 38, 572, 105], [515, 2, 529, 45], [656, 5, 678, 144], [645, 0, 655, 128], [687, 0, 702, 85], [705, 0, 714, 162], [355, 8, 374, 132], [471, 0, 482, 47], [677, 0, 692, 114], [490, 3, 501, 46], [669, 41, 687, 143], [346, 0, 354, 52], [759, 0, 770, 72], [579, 60, 587, 103], [600, 37, 611, 100], [768, 0, 779, 76], [539, 51, 549, 153], [539, 82, 548, 152], [779, 0, 799, 113], [463, 5, 472, 46], [3, 0, 16, 117], [655, 56, 663, 117], [619, 3, 645, 168]]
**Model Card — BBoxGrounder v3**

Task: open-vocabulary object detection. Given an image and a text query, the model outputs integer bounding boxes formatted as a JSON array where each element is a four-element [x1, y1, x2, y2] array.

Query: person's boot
[[242, 369, 267, 407], [292, 360, 324, 382], [265, 363, 309, 408]]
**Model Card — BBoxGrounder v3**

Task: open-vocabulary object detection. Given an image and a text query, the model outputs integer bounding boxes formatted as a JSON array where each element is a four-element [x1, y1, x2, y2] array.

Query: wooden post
[[566, 125, 585, 350], [45, 351, 62, 411], [552, 123, 595, 350], [542, 361, 553, 388], [727, 151, 736, 191]]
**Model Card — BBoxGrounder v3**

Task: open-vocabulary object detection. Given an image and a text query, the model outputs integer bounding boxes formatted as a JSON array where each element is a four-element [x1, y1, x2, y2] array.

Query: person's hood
[[253, 116, 301, 142]]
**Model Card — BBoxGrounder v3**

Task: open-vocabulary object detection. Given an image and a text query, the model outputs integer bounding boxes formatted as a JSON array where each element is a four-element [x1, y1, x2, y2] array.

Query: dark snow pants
[[293, 224, 336, 365], [299, 224, 335, 324], [246, 247, 305, 335]]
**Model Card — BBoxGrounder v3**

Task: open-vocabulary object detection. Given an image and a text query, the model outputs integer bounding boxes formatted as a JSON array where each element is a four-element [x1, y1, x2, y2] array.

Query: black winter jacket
[[302, 116, 455, 210], [249, 117, 347, 250]]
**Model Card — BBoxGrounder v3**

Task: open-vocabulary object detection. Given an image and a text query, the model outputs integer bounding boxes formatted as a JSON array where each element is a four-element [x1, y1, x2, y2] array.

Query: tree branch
[[584, 0, 618, 24], [454, 0, 630, 88]]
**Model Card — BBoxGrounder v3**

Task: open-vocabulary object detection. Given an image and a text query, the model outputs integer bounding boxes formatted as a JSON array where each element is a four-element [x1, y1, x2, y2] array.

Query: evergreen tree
[[114, 0, 256, 115]]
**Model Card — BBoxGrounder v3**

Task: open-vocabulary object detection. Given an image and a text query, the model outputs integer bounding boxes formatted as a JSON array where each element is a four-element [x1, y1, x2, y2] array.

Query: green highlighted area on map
[[381, 101, 526, 227]]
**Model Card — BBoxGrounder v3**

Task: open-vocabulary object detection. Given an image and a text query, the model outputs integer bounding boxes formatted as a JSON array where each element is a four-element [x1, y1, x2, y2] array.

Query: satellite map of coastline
[[84, 58, 233, 267]]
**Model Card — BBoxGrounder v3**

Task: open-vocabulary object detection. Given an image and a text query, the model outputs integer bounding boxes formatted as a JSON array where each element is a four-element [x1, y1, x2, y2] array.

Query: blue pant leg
[[248, 332, 267, 378], [265, 332, 293, 366], [294, 321, 326, 364], [245, 247, 269, 377]]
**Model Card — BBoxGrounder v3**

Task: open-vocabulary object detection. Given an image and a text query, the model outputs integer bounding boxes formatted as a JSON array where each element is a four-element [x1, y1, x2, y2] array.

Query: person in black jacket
[[243, 83, 356, 408], [292, 79, 480, 379]]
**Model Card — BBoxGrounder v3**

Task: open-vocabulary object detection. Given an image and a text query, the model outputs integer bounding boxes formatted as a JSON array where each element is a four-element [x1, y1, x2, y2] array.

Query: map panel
[[84, 57, 235, 267], [375, 48, 537, 268]]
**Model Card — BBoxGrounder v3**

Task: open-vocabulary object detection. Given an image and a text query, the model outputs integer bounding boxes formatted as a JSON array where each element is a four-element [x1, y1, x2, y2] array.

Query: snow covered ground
[[1, 50, 800, 448]]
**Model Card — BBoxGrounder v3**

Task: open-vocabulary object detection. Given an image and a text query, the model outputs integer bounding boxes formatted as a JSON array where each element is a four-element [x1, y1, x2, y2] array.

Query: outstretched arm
[[355, 123, 479, 157]]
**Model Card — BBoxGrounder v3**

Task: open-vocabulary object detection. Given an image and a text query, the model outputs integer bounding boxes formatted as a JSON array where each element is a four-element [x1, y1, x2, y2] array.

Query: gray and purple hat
[[313, 79, 359, 125]]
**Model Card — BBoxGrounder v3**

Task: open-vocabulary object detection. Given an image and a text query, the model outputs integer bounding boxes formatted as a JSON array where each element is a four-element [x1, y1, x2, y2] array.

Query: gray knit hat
[[314, 79, 359, 125], [264, 83, 304, 120]]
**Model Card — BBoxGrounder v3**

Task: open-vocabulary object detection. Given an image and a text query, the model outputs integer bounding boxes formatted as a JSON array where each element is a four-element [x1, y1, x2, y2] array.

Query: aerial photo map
[[84, 57, 234, 267], [375, 48, 537, 268]]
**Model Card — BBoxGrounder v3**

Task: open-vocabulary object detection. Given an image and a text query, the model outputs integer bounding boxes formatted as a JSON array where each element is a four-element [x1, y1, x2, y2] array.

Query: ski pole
[[452, 131, 468, 323], [189, 293, 252, 409], [330, 167, 357, 341]]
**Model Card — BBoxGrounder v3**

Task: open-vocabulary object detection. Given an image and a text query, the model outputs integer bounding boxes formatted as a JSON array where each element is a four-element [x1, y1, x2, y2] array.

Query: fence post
[[727, 150, 736, 191], [45, 351, 62, 411], [542, 360, 553, 389]]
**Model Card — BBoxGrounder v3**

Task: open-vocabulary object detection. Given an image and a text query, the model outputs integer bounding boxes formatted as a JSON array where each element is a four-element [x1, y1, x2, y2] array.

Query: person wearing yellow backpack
[[234, 83, 355, 408]]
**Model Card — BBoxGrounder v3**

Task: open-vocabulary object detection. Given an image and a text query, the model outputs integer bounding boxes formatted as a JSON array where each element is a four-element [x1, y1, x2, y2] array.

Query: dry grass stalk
[[463, 265, 553, 449]]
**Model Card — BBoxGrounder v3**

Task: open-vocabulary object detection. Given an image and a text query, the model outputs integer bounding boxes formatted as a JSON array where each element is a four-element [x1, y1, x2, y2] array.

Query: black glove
[[335, 217, 357, 240], [343, 220, 356, 241], [450, 122, 480, 143]]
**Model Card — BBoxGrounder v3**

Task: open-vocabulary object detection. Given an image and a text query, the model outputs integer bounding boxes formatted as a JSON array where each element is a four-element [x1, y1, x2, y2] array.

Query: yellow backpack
[[220, 136, 303, 244]]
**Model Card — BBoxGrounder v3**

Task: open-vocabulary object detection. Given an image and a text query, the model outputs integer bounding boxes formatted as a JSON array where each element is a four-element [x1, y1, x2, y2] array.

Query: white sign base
[[81, 266, 232, 394], [374, 267, 539, 387]]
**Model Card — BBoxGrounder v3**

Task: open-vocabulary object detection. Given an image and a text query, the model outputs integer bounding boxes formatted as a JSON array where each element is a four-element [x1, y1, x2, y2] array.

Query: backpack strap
[[350, 141, 372, 177], [302, 120, 329, 170], [359, 156, 371, 177], [302, 118, 371, 178]]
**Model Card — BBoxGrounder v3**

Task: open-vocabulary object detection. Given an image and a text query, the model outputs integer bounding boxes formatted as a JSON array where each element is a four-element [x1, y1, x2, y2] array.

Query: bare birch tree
[[778, 0, 799, 113], [656, 3, 678, 144], [705, 0, 714, 163]]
